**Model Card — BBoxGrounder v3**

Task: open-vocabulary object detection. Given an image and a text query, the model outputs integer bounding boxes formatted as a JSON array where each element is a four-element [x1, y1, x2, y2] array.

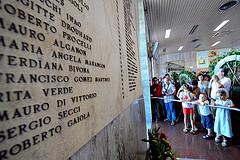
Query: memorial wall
[[0, 0, 141, 159]]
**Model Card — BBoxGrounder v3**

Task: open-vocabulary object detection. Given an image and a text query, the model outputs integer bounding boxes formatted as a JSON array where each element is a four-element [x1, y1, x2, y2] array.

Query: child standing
[[178, 84, 195, 133], [214, 89, 233, 147], [196, 93, 214, 139]]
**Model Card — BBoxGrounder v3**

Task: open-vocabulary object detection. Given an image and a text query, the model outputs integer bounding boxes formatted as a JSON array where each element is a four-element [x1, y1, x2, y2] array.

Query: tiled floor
[[153, 121, 240, 160]]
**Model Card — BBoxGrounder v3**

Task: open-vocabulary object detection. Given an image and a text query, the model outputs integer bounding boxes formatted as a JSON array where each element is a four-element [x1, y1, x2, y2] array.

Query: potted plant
[[142, 127, 176, 160]]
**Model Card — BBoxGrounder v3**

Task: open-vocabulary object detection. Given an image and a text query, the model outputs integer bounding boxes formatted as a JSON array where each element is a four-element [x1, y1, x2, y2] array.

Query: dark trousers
[[151, 99, 166, 121]]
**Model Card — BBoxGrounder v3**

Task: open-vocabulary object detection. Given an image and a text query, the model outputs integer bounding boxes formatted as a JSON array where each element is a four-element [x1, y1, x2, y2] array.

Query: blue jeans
[[165, 101, 176, 121]]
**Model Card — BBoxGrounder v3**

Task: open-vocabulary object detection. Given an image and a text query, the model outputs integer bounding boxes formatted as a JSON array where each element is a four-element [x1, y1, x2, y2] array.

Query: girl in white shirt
[[178, 84, 195, 133]]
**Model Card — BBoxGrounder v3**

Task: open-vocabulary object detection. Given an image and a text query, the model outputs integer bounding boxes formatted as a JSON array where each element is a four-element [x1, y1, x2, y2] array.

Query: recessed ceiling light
[[219, 0, 239, 11], [211, 41, 221, 47], [214, 20, 230, 31], [178, 46, 183, 51], [212, 30, 232, 38], [165, 29, 171, 38]]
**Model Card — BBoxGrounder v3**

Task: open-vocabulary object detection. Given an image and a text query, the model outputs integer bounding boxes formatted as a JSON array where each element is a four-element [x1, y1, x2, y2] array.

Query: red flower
[[160, 132, 167, 139]]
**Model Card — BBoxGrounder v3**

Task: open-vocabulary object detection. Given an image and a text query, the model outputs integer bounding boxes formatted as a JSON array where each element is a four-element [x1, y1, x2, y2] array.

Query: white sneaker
[[193, 127, 198, 132], [215, 136, 221, 143], [221, 140, 228, 147]]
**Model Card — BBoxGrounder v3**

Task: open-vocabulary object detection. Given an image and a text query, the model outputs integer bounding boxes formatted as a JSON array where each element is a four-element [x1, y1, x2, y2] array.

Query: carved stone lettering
[[11, 0, 55, 21], [0, 125, 62, 159], [53, 39, 87, 56], [0, 90, 31, 102], [42, 86, 73, 96], [0, 36, 43, 55], [67, 0, 90, 13], [62, 31, 92, 50], [58, 105, 81, 120], [67, 112, 90, 127], [0, 0, 141, 159], [123, 0, 138, 92], [0, 102, 49, 121], [0, 73, 70, 84]]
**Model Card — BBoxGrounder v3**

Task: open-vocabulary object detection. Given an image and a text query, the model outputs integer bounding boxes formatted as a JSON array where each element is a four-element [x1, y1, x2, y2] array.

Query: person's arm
[[207, 80, 212, 98], [224, 78, 232, 92], [178, 91, 183, 101], [203, 100, 209, 106], [176, 86, 183, 98], [213, 100, 217, 106], [192, 88, 200, 100], [207, 88, 211, 99], [227, 99, 234, 108], [216, 81, 224, 88], [186, 92, 193, 102], [192, 100, 200, 105], [169, 84, 176, 96], [150, 86, 154, 96]]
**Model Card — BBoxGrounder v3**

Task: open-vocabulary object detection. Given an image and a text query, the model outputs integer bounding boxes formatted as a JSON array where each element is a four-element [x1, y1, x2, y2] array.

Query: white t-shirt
[[179, 91, 193, 108], [209, 81, 220, 100], [220, 77, 231, 93], [162, 82, 175, 103], [198, 100, 211, 116]]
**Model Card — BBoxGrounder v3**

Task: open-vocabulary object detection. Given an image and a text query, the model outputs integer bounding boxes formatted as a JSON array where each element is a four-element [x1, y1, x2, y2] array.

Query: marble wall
[[70, 97, 147, 160]]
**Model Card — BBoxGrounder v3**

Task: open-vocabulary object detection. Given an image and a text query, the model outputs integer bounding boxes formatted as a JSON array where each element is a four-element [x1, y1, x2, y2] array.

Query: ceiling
[[143, 0, 240, 55]]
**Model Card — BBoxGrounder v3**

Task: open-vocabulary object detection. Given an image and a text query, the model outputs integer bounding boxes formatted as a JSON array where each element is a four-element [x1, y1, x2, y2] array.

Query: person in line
[[191, 80, 200, 132], [214, 89, 234, 147], [150, 77, 162, 122], [208, 75, 223, 102], [178, 84, 195, 133], [162, 75, 176, 125], [159, 76, 167, 121], [203, 74, 211, 84], [217, 68, 231, 94], [208, 75, 224, 117], [195, 93, 214, 139], [198, 74, 208, 94]]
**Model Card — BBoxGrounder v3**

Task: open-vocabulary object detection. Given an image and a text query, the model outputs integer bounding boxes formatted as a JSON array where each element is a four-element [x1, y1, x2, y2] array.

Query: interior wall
[[70, 97, 147, 160], [156, 46, 240, 77], [157, 51, 197, 76]]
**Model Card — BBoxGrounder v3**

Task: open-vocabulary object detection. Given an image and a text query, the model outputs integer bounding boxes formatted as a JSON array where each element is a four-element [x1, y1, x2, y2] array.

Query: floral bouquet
[[142, 127, 176, 160]]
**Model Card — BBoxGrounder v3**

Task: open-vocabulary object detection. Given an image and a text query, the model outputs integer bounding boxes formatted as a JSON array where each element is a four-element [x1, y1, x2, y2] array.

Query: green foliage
[[209, 49, 240, 76], [142, 127, 176, 160], [179, 70, 195, 86], [171, 72, 179, 82]]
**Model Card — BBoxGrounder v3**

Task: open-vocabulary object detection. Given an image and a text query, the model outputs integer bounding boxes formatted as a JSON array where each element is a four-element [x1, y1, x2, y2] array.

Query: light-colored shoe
[[183, 128, 188, 133], [193, 127, 198, 132], [215, 136, 221, 143], [190, 129, 196, 134], [221, 140, 228, 147]]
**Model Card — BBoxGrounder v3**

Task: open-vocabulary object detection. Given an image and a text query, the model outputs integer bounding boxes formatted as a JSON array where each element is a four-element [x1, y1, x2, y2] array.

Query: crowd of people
[[150, 68, 234, 147]]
